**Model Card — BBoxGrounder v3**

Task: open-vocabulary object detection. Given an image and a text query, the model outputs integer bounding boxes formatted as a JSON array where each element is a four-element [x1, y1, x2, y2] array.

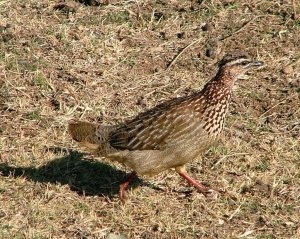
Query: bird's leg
[[119, 171, 137, 201], [175, 165, 211, 194]]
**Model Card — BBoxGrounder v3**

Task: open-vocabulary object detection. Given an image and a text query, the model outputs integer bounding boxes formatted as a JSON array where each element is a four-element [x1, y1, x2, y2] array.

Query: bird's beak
[[248, 60, 264, 68]]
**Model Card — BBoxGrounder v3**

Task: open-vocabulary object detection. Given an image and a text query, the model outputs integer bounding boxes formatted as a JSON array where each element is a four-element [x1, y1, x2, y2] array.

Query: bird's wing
[[109, 98, 205, 150]]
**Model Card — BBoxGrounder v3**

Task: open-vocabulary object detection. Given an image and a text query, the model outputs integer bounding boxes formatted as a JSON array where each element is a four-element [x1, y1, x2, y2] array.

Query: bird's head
[[218, 51, 264, 79]]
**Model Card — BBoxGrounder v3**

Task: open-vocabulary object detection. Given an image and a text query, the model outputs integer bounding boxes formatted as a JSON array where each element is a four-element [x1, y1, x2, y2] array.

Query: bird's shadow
[[0, 147, 146, 198]]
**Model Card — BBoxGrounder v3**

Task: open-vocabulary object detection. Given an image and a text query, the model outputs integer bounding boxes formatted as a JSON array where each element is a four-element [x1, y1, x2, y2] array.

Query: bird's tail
[[68, 120, 112, 155]]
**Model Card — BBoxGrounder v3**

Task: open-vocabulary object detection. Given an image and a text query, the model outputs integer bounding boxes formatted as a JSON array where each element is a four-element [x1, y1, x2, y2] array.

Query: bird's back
[[108, 88, 223, 152]]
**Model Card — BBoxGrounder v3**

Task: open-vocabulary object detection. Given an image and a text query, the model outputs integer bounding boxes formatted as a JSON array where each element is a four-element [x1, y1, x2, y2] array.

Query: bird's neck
[[201, 69, 236, 104], [196, 69, 236, 136]]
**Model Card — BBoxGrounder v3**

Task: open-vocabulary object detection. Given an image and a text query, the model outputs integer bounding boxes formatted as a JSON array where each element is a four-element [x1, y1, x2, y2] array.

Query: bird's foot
[[119, 183, 128, 203], [118, 171, 137, 203], [178, 171, 225, 196], [196, 185, 226, 196]]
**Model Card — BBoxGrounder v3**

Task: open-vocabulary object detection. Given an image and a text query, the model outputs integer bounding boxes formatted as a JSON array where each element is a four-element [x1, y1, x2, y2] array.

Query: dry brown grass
[[1, 0, 300, 238]]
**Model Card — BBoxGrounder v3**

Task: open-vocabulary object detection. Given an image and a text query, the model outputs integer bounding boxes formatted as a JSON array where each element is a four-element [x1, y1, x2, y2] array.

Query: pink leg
[[119, 171, 137, 201], [178, 171, 210, 193], [175, 165, 220, 195]]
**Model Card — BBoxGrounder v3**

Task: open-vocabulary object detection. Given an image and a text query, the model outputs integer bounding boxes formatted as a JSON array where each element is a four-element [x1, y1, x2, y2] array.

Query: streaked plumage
[[68, 51, 263, 199]]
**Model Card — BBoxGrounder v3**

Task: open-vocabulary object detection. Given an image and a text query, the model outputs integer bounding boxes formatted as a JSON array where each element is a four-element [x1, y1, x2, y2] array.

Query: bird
[[68, 50, 263, 200]]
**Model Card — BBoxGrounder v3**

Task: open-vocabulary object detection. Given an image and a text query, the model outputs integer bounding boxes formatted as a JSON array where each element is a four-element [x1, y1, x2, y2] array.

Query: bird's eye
[[240, 61, 250, 66]]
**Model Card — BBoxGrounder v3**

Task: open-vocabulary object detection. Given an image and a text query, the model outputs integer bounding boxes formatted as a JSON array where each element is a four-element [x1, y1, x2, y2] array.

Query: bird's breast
[[201, 101, 230, 137]]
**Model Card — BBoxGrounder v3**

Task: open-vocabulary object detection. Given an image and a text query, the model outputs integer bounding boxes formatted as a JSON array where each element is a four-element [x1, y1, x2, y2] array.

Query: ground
[[0, 0, 300, 238]]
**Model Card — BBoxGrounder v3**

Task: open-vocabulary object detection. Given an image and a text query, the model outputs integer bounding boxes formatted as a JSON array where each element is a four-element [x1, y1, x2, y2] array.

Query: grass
[[0, 0, 300, 238]]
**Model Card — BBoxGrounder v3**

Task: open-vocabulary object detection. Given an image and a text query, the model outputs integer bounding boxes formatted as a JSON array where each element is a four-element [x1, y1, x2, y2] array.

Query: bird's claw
[[197, 187, 226, 197]]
